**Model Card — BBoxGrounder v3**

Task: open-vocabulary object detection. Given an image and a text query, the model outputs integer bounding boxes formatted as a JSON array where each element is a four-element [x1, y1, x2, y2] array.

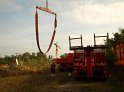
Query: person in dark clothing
[[67, 66, 72, 77], [51, 61, 56, 77]]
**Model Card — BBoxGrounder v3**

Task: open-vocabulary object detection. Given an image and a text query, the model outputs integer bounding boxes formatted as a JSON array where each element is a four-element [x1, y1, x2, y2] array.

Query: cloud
[[63, 1, 124, 25], [0, 0, 124, 57], [0, 0, 22, 12]]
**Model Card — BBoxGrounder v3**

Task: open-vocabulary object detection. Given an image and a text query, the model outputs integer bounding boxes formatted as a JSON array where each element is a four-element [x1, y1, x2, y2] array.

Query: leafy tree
[[107, 28, 124, 47], [105, 27, 124, 65], [22, 52, 31, 62], [36, 52, 47, 62], [60, 53, 68, 58], [3, 55, 15, 64], [0, 57, 4, 64]]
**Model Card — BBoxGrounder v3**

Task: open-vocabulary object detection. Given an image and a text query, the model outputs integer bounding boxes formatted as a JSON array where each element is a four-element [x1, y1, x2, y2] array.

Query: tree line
[[108, 28, 124, 49], [0, 52, 48, 65]]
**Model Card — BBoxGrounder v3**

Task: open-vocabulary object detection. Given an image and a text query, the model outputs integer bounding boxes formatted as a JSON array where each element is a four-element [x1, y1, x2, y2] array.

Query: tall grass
[[0, 52, 51, 76], [18, 59, 50, 72]]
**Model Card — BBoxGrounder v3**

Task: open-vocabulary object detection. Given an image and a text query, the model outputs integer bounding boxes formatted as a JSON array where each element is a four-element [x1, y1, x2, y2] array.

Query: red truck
[[56, 53, 74, 71], [69, 33, 109, 80]]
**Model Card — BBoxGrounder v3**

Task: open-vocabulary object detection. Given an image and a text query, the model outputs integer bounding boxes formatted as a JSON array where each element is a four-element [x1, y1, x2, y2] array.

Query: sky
[[0, 0, 124, 57]]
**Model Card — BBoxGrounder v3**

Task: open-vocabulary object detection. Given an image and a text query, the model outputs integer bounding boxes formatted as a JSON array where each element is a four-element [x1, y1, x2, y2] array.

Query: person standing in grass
[[51, 60, 56, 77], [67, 66, 72, 77]]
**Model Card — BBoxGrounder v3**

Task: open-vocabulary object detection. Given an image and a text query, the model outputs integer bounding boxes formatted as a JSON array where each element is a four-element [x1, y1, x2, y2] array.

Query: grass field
[[0, 65, 124, 92]]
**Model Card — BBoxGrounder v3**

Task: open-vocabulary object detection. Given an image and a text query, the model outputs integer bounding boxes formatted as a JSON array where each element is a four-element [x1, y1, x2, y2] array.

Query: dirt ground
[[0, 66, 124, 92]]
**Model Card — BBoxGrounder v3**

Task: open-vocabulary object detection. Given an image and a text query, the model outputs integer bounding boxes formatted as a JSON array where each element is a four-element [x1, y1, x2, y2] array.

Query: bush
[[106, 49, 116, 65], [0, 52, 50, 74]]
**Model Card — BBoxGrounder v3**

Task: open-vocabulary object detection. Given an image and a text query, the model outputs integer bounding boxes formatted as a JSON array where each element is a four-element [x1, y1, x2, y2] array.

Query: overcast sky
[[0, 0, 124, 57]]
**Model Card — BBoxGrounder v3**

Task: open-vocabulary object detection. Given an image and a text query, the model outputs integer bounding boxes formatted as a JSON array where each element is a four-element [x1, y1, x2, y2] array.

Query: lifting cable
[[35, 6, 57, 54]]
